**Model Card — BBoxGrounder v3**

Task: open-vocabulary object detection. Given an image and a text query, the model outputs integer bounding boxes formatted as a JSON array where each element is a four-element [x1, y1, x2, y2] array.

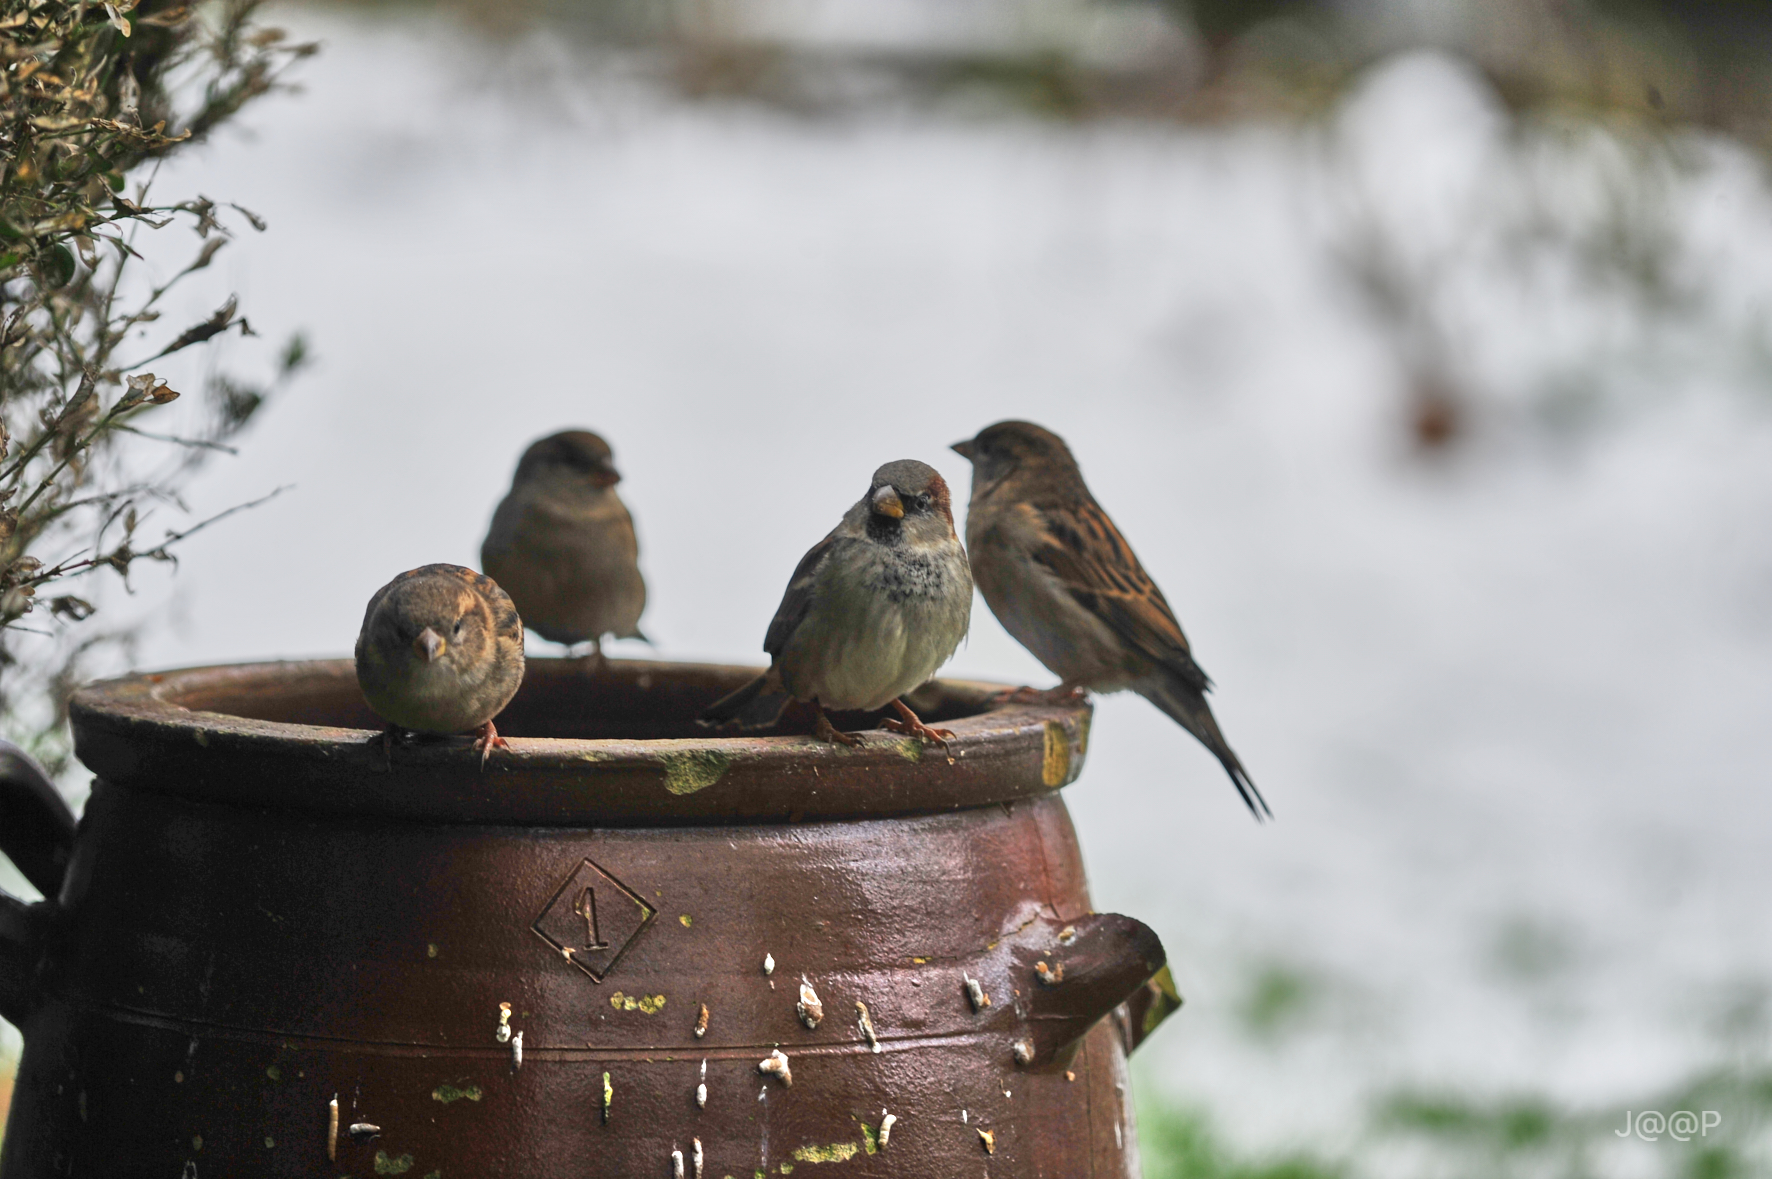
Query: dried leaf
[[61, 368, 99, 424], [189, 237, 226, 271], [1, 586, 37, 622], [212, 376, 262, 426], [186, 197, 222, 238], [136, 7, 191, 29], [118, 371, 156, 408], [117, 65, 140, 122], [47, 595, 95, 621], [6, 557, 44, 583], [34, 212, 89, 234], [88, 118, 190, 146], [156, 295, 240, 357]]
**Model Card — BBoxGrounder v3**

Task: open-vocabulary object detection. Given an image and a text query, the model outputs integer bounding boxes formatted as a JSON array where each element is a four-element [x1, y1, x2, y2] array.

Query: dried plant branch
[[1, 0, 315, 774]]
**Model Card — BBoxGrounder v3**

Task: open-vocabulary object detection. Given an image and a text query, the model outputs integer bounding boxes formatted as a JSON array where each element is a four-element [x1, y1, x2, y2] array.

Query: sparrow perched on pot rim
[[480, 430, 647, 659], [697, 459, 973, 749], [952, 421, 1269, 819], [356, 563, 526, 766]]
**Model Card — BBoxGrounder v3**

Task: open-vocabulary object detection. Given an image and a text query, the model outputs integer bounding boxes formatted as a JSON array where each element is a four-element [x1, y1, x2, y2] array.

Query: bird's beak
[[870, 485, 905, 519], [415, 627, 444, 663], [591, 465, 621, 488], [950, 439, 975, 461]]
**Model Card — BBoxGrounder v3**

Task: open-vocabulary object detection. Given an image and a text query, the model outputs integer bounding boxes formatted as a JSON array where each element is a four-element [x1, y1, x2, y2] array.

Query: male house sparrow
[[952, 421, 1270, 819], [698, 460, 973, 748], [480, 430, 646, 658], [356, 563, 526, 765]]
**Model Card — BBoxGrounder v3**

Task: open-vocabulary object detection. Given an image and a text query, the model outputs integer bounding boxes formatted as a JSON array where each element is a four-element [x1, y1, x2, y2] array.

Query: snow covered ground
[[21, 7, 1772, 1165]]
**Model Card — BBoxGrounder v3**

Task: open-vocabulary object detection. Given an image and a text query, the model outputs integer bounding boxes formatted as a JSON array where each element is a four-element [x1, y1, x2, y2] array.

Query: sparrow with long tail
[[952, 421, 1269, 819]]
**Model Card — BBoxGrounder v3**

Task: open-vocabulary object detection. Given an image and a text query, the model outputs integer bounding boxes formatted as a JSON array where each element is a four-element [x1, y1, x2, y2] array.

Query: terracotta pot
[[0, 659, 1179, 1176]]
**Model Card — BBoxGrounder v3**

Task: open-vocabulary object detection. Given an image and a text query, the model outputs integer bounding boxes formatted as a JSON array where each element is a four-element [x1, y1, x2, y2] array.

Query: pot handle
[[0, 740, 75, 1021], [1012, 911, 1179, 1068]]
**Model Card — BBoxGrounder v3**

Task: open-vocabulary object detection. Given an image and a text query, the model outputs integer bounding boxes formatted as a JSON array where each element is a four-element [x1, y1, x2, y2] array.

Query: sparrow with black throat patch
[[356, 563, 526, 767], [697, 460, 973, 750], [952, 420, 1269, 819], [481, 430, 647, 661]]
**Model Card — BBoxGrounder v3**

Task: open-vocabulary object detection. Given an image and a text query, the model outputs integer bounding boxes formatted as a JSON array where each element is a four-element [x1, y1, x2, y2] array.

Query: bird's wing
[[762, 529, 841, 657], [354, 578, 396, 664], [1029, 498, 1213, 694]]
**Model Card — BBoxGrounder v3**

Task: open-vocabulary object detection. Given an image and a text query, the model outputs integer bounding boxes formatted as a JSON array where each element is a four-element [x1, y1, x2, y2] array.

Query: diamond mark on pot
[[532, 858, 657, 983]]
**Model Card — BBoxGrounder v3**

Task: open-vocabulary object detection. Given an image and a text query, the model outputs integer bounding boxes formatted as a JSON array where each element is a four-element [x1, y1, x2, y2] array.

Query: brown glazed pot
[[0, 659, 1180, 1177]]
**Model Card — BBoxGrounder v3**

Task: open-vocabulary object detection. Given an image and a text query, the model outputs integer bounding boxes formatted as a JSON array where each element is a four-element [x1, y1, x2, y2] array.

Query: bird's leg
[[376, 724, 404, 772], [472, 719, 512, 769], [810, 702, 863, 748], [989, 681, 1088, 706], [880, 698, 956, 758]]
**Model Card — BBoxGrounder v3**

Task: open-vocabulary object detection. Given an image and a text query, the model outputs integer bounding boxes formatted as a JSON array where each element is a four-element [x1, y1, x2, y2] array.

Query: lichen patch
[[663, 750, 731, 795]]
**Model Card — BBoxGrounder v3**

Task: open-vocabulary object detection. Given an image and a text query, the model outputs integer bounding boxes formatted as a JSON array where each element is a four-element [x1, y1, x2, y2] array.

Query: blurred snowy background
[[7, 1, 1772, 1174]]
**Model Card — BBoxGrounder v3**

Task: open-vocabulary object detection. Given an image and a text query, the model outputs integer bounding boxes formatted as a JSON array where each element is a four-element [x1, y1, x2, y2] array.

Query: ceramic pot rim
[[68, 658, 1093, 826]]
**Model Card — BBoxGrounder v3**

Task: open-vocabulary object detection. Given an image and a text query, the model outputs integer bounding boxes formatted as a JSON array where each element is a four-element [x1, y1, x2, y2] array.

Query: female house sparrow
[[480, 430, 646, 659], [952, 421, 1270, 819], [356, 563, 526, 765], [698, 460, 973, 748]]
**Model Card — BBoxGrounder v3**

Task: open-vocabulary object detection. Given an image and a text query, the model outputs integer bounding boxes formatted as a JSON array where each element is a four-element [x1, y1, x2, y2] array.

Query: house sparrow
[[698, 460, 973, 749], [480, 430, 646, 659], [355, 563, 526, 766], [952, 421, 1269, 819]]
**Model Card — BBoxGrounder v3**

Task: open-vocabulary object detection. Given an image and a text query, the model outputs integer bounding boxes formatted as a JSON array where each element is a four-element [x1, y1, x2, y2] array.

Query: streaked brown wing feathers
[[1030, 499, 1212, 692]]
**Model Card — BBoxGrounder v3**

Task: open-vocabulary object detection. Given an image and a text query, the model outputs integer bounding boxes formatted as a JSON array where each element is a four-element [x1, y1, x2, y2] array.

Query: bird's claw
[[472, 720, 511, 769], [811, 709, 864, 747], [882, 698, 955, 760], [879, 715, 956, 751]]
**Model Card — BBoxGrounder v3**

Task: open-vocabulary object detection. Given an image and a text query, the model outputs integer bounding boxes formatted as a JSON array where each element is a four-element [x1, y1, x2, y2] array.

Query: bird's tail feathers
[[1140, 676, 1272, 822], [697, 673, 792, 731]]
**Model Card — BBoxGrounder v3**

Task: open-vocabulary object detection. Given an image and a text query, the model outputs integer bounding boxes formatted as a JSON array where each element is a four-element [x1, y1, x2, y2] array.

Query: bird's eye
[[453, 617, 466, 635]]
